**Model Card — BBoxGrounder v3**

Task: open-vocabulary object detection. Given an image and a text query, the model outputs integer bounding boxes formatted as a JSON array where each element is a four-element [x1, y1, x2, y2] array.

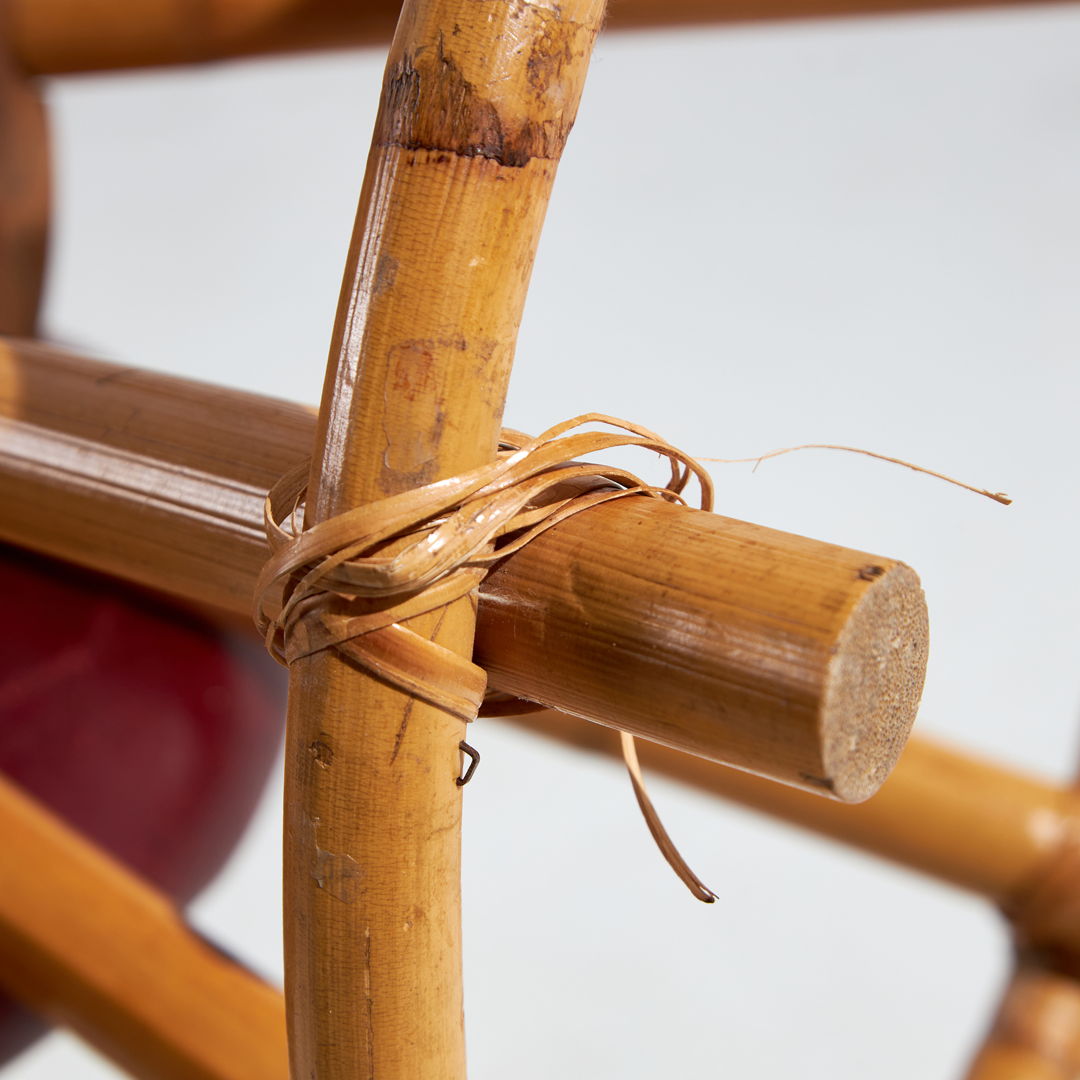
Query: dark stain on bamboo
[[376, 31, 578, 167]]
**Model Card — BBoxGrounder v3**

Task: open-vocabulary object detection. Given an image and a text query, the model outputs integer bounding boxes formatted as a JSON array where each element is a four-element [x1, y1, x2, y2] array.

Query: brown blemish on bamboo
[[0, 774, 289, 1080], [375, 20, 590, 168], [0, 2, 48, 336], [0, 340, 927, 800], [283, 2, 605, 1077], [6, 0, 1058, 75]]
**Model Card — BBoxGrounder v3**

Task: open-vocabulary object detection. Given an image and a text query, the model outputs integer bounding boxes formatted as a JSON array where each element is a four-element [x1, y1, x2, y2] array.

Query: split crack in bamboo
[[257, 414, 718, 901]]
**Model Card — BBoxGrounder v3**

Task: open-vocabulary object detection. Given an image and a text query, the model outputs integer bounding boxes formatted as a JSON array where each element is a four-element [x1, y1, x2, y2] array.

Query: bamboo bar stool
[[1, 1, 1078, 1078]]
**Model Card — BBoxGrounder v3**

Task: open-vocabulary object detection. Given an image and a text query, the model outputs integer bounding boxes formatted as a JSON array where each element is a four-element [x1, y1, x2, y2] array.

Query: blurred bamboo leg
[[282, 2, 605, 1076], [0, 1, 48, 335], [503, 711, 1078, 903], [9, 714, 1080, 1080], [963, 808, 1080, 1077], [0, 774, 288, 1080]]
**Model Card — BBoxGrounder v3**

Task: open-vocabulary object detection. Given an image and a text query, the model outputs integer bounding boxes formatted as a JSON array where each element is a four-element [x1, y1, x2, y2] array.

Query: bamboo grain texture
[[0, 340, 926, 800], [280, 2, 606, 1076]]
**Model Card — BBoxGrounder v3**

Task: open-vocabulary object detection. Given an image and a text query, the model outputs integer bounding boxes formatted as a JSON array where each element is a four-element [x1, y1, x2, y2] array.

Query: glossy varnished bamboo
[[0, 340, 927, 798], [284, 3, 605, 1076], [0, 1, 48, 336], [0, 774, 288, 1080], [6, 0, 1054, 75]]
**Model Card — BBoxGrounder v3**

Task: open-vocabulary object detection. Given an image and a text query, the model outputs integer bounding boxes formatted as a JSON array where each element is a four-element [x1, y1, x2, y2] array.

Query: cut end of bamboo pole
[[478, 501, 927, 804], [820, 561, 928, 802]]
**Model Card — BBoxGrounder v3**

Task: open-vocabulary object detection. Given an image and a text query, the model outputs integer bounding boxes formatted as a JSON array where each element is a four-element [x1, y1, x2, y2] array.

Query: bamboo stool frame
[[1, 2, 1078, 1078]]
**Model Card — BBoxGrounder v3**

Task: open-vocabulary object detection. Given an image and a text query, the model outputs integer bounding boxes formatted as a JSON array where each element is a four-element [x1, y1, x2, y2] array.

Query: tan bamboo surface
[[0, 773, 289, 1080], [0, 339, 927, 799], [279, 2, 606, 1077], [0, 2, 48, 336], [964, 964, 1080, 1080], [6, 0, 1057, 76]]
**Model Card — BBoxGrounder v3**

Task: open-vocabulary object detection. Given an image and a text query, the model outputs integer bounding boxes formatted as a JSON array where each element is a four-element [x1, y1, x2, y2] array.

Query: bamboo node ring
[[253, 413, 717, 902]]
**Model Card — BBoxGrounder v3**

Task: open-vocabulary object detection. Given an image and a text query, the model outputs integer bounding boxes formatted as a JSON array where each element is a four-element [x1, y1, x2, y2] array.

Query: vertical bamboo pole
[[284, 2, 606, 1077], [0, 0, 49, 335]]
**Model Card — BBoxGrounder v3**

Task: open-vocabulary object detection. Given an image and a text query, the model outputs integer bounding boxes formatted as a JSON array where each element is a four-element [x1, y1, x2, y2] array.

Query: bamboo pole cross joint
[[1, 0, 1073, 1075], [256, 416, 716, 722], [1, 338, 930, 805], [257, 414, 746, 901], [0, 0, 935, 1071]]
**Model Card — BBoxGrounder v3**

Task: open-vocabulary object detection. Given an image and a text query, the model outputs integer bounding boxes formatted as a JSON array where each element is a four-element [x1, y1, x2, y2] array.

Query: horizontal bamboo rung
[[6, 0, 1052, 75], [0, 774, 288, 1080], [0, 339, 927, 800]]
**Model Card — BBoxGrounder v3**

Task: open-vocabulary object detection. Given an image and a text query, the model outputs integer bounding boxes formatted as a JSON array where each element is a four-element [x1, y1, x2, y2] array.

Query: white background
[[10, 3, 1080, 1077]]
